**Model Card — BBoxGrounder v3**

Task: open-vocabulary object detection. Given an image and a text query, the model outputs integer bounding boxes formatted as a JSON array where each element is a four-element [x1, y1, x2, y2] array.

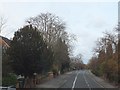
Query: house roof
[[0, 36, 11, 47]]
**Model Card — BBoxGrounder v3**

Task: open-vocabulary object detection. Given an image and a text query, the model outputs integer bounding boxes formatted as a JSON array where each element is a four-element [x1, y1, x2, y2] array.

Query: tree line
[[88, 24, 119, 85], [2, 12, 75, 87], [70, 54, 86, 70]]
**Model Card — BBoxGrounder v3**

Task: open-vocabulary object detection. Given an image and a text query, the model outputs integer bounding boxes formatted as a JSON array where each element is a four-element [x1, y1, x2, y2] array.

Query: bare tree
[[26, 13, 67, 45], [26, 13, 74, 74], [89, 28, 119, 82], [0, 16, 7, 33], [26, 13, 76, 55]]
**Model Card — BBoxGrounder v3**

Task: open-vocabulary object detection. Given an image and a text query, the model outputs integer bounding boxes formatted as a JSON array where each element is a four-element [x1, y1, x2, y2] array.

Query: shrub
[[2, 73, 17, 86]]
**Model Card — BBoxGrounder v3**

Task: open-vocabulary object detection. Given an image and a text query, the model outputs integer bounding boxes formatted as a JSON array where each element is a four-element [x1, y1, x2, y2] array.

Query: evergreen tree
[[8, 25, 53, 77]]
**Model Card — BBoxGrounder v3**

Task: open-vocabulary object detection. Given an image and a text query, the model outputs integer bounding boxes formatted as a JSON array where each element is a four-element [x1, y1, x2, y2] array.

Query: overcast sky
[[0, 0, 118, 64]]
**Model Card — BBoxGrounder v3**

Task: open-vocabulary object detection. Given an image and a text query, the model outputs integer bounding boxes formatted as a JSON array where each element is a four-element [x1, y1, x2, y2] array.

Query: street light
[[17, 75, 25, 88], [33, 73, 37, 87]]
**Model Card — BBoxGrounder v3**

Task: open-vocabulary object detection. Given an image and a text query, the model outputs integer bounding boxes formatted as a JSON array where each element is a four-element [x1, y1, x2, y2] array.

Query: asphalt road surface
[[61, 70, 104, 89], [37, 70, 116, 89]]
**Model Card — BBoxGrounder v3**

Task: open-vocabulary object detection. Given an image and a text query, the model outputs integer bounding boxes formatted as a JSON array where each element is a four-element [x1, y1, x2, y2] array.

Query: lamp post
[[17, 75, 25, 88], [33, 73, 37, 87]]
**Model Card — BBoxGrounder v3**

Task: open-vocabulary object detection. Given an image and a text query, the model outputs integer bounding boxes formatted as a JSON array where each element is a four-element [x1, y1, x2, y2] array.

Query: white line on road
[[72, 71, 79, 90], [83, 71, 91, 90], [88, 71, 104, 88], [90, 76, 104, 88]]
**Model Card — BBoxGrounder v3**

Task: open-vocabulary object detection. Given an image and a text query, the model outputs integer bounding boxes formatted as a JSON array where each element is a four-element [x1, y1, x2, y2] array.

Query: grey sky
[[0, 1, 118, 64]]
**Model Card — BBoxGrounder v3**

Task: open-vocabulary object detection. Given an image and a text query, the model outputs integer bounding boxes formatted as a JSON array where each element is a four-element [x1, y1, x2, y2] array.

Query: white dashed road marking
[[72, 71, 79, 90], [83, 71, 91, 90]]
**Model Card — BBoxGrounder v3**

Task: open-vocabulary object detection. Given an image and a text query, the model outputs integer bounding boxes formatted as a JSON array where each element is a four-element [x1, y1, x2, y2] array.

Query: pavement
[[36, 70, 118, 89], [36, 71, 74, 88]]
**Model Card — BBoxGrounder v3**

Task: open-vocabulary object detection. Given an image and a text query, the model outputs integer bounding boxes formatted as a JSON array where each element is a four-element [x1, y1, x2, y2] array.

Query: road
[[61, 70, 104, 88], [37, 70, 116, 89]]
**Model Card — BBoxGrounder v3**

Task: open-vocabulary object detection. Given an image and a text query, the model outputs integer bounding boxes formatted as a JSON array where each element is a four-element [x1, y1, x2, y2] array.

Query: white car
[[0, 86, 16, 90]]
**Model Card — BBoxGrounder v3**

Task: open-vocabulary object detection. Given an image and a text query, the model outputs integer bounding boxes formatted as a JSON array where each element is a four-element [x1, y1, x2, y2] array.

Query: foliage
[[88, 27, 119, 84], [2, 73, 17, 86], [52, 66, 58, 75], [2, 48, 12, 77], [27, 13, 71, 74], [8, 25, 54, 77], [53, 38, 70, 73], [70, 54, 85, 70]]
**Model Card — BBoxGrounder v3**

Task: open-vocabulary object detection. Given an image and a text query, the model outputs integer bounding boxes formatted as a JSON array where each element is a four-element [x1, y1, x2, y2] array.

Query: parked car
[[0, 85, 16, 90]]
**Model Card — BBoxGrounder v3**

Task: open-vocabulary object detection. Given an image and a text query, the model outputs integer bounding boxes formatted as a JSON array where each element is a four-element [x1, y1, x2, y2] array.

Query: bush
[[52, 68, 58, 77], [2, 73, 17, 86]]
